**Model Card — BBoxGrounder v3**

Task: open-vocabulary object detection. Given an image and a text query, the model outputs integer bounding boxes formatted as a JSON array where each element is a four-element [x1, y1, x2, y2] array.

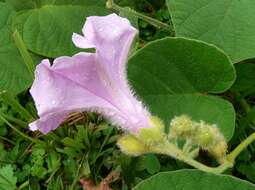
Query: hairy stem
[[106, 0, 172, 32], [227, 132, 255, 163], [188, 148, 199, 159], [152, 142, 233, 174], [152, 131, 255, 174], [182, 139, 193, 153]]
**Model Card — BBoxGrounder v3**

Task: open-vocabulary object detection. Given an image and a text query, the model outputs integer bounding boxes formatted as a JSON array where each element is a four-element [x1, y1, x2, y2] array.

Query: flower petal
[[30, 14, 152, 134], [30, 54, 120, 133], [29, 112, 69, 134], [72, 33, 95, 49], [71, 14, 151, 132], [30, 52, 149, 133], [72, 14, 138, 97]]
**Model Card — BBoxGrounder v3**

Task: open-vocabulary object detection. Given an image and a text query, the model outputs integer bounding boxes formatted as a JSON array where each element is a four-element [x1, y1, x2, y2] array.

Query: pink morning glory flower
[[29, 14, 152, 134]]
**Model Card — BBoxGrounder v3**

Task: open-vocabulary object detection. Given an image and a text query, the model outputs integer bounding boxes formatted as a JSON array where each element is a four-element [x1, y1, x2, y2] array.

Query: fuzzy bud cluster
[[169, 115, 227, 162]]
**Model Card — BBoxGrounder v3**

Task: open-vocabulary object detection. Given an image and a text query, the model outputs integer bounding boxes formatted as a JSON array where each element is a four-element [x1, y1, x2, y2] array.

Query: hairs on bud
[[169, 115, 194, 139], [169, 115, 228, 162]]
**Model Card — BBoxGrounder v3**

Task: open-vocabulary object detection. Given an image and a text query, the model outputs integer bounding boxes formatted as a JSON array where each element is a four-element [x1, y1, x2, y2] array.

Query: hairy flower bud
[[193, 122, 217, 147], [169, 115, 194, 139], [208, 140, 228, 163], [192, 121, 228, 162], [168, 115, 228, 162], [117, 135, 149, 156]]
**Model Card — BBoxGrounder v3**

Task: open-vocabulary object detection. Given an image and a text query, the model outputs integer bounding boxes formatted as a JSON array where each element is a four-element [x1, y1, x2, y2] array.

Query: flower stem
[[106, 0, 172, 32], [182, 139, 193, 153], [152, 131, 255, 174], [152, 142, 233, 174], [227, 131, 255, 163], [188, 148, 199, 158]]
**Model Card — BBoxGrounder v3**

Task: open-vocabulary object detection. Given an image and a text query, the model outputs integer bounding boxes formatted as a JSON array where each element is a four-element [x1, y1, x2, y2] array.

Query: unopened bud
[[169, 115, 194, 139], [193, 122, 216, 147], [117, 134, 149, 156], [208, 140, 228, 163], [193, 121, 228, 162]]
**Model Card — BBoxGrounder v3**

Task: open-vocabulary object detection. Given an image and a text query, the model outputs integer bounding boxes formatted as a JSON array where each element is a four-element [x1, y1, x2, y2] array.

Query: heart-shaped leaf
[[13, 5, 108, 58], [133, 170, 255, 190], [166, 0, 255, 63], [6, 0, 106, 11], [0, 3, 32, 95], [128, 37, 236, 140]]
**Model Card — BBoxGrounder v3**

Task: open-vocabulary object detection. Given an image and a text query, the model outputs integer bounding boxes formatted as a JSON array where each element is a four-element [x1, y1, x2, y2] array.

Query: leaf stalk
[[106, 0, 172, 32]]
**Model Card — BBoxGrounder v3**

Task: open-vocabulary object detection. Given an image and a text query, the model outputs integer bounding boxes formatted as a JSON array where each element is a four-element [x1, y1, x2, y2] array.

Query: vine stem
[[227, 131, 255, 163], [152, 142, 233, 174], [106, 0, 172, 32], [151, 131, 255, 174]]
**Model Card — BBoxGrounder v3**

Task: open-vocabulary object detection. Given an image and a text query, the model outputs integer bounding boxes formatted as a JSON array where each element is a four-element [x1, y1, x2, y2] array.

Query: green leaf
[[133, 170, 255, 190], [46, 152, 61, 172], [143, 154, 161, 175], [0, 3, 32, 94], [231, 63, 255, 92], [30, 148, 47, 179], [0, 165, 17, 190], [166, 0, 255, 63], [128, 37, 236, 140], [6, 0, 106, 10], [44, 0, 106, 6], [5, 0, 35, 11], [13, 5, 109, 58]]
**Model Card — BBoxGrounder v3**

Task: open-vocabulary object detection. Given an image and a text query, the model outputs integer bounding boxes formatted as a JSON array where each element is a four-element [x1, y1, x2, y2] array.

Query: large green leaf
[[0, 3, 32, 95], [128, 37, 236, 140], [133, 170, 255, 190], [166, 0, 255, 63], [13, 5, 108, 58], [6, 0, 106, 10]]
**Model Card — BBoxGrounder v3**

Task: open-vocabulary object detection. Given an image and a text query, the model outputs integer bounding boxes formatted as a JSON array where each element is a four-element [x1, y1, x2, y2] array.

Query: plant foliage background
[[0, 0, 255, 189]]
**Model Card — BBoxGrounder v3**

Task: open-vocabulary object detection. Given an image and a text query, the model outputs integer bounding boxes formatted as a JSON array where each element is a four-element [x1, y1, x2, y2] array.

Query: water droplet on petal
[[102, 79, 111, 87], [52, 100, 57, 105]]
